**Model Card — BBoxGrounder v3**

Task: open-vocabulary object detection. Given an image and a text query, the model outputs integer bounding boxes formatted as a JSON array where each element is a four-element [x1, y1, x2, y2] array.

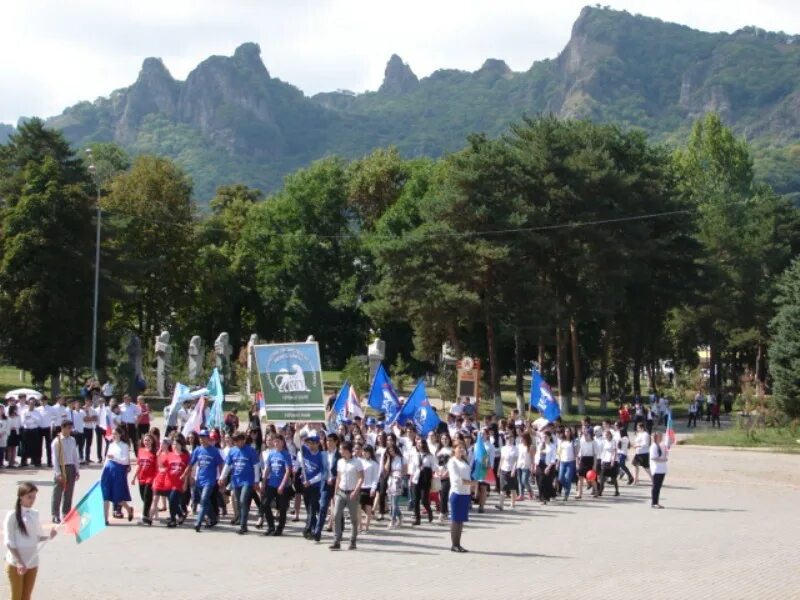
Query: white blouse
[[600, 439, 616, 463], [499, 445, 518, 472], [360, 458, 379, 492], [4, 508, 44, 568], [447, 457, 472, 495], [578, 439, 596, 458], [105, 440, 131, 465], [515, 445, 532, 469], [649, 443, 669, 475]]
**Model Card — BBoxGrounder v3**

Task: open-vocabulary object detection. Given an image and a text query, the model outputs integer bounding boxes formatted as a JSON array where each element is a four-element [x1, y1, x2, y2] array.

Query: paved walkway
[[0, 442, 797, 599]]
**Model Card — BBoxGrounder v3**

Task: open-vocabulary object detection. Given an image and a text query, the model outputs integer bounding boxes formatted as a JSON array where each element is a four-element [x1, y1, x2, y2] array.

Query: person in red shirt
[[131, 433, 157, 525], [165, 437, 190, 528], [618, 403, 631, 435], [151, 438, 171, 523]]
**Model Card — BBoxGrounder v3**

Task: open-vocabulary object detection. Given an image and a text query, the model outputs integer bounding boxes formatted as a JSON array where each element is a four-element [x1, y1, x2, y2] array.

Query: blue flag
[[206, 368, 225, 430], [530, 369, 560, 422], [367, 364, 400, 425], [395, 380, 441, 435], [471, 434, 488, 481], [332, 380, 350, 427]]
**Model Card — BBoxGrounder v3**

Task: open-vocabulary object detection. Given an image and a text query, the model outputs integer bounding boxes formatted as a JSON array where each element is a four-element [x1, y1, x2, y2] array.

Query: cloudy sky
[[1, 0, 798, 124]]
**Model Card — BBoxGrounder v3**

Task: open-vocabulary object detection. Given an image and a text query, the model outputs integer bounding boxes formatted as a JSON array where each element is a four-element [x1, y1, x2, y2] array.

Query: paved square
[[0, 443, 797, 599]]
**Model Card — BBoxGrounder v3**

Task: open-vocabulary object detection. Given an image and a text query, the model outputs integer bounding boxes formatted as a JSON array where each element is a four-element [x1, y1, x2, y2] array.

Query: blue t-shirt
[[190, 445, 224, 487], [226, 445, 259, 488], [265, 449, 292, 488], [302, 446, 324, 486]]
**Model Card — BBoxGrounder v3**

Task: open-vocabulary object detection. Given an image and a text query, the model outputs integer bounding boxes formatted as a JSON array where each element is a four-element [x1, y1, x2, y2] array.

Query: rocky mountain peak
[[379, 54, 418, 95], [476, 58, 511, 79], [232, 42, 270, 78]]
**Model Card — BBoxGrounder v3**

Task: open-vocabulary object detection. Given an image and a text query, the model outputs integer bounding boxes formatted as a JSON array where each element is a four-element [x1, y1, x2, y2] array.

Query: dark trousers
[[439, 479, 451, 515], [138, 483, 153, 518], [377, 473, 388, 515], [687, 413, 697, 427], [652, 473, 666, 505], [303, 485, 321, 535], [711, 414, 721, 428], [125, 423, 138, 450], [82, 428, 92, 462], [536, 464, 555, 501], [40, 427, 53, 466], [21, 428, 41, 465], [168, 489, 184, 521], [95, 427, 105, 462], [315, 483, 334, 539], [413, 482, 432, 521], [72, 432, 85, 462], [263, 486, 289, 533]]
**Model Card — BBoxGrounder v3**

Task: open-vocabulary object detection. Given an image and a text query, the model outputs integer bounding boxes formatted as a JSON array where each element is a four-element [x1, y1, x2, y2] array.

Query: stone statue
[[246, 333, 258, 397], [214, 332, 232, 388], [368, 336, 386, 384], [441, 341, 457, 367], [126, 334, 144, 396], [154, 330, 172, 397], [188, 335, 204, 384]]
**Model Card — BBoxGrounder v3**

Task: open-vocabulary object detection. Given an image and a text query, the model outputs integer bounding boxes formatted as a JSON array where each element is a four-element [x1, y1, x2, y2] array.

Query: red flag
[[484, 467, 497, 486]]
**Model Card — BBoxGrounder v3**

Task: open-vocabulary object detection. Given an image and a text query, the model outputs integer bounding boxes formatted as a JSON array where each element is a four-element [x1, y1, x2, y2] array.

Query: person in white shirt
[[118, 395, 141, 451], [411, 439, 436, 525], [435, 434, 453, 522], [597, 430, 619, 497], [632, 423, 652, 484], [20, 400, 43, 468], [687, 399, 698, 428], [556, 428, 577, 501], [356, 444, 379, 532], [515, 432, 534, 501], [330, 441, 364, 551], [615, 423, 634, 485], [4, 482, 57, 599], [576, 429, 597, 500], [102, 381, 114, 401], [65, 398, 85, 465], [50, 421, 81, 523], [534, 430, 557, 504], [0, 406, 9, 469], [496, 434, 518, 510], [81, 399, 97, 463], [384, 444, 405, 528], [6, 405, 22, 468], [100, 426, 134, 524], [447, 441, 475, 553], [649, 432, 668, 508]]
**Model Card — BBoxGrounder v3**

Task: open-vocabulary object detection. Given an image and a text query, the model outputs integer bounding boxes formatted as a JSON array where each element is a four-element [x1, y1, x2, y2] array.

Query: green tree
[[239, 158, 367, 366], [769, 259, 800, 418], [102, 155, 196, 346], [0, 119, 96, 386]]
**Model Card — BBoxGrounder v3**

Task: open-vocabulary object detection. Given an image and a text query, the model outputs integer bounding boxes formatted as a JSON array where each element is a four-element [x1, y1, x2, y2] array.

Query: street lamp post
[[86, 149, 101, 377]]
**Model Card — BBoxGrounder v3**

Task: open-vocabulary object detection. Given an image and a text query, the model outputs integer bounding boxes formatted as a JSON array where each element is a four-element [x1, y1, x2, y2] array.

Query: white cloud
[[1, 0, 798, 124]]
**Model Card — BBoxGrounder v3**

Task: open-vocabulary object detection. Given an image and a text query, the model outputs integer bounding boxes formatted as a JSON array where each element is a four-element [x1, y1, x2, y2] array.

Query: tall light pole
[[86, 148, 101, 377]]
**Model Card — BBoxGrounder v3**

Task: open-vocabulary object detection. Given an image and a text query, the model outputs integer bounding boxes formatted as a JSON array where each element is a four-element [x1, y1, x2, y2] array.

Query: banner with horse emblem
[[253, 342, 325, 421]]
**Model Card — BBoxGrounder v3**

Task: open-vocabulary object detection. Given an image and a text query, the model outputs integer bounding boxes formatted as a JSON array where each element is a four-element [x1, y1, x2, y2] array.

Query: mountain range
[[3, 6, 800, 201]]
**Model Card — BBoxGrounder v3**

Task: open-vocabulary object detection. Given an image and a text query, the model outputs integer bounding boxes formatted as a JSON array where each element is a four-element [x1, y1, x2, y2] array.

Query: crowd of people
[[2, 386, 675, 598]]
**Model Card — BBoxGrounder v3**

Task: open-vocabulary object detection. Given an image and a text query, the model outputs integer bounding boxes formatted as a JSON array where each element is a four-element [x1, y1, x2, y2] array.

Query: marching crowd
[[2, 387, 674, 598]]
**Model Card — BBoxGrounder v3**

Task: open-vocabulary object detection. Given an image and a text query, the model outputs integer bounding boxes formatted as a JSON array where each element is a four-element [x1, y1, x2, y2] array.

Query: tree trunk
[[537, 336, 544, 372], [632, 349, 642, 396], [599, 327, 609, 410], [556, 325, 571, 415], [570, 317, 585, 415], [486, 321, 503, 417], [514, 330, 524, 414], [709, 342, 719, 397], [50, 372, 61, 398], [648, 361, 657, 395]]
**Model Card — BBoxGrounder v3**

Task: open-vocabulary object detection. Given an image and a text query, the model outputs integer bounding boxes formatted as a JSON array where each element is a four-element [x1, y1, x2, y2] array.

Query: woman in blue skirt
[[101, 426, 133, 524], [446, 441, 475, 553]]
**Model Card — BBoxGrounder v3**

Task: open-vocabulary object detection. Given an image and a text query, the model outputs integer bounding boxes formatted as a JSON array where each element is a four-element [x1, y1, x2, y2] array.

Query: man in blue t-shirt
[[261, 434, 292, 536], [219, 431, 260, 534], [182, 429, 224, 532], [301, 433, 325, 539]]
